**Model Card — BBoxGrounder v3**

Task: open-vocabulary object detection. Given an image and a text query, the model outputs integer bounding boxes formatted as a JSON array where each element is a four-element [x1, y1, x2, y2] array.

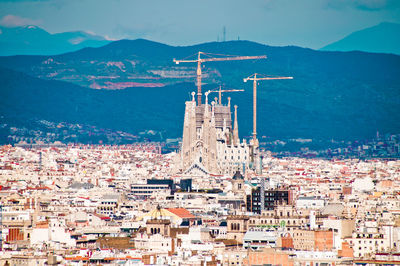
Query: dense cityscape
[[1, 2, 400, 265], [1, 119, 400, 160], [0, 143, 399, 265], [1, 66, 400, 265]]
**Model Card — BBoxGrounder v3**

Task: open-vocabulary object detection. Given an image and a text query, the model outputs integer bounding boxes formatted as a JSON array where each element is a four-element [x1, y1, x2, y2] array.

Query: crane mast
[[244, 73, 293, 167], [174, 52, 266, 105]]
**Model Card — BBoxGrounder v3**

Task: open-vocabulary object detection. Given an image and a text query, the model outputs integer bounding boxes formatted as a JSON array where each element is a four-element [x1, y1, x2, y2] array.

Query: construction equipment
[[173, 52, 266, 105], [243, 73, 293, 148], [205, 85, 244, 105]]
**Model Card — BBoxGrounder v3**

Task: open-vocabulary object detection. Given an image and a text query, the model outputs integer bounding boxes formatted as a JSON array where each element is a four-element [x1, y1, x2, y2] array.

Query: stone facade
[[226, 215, 250, 243], [178, 94, 250, 175]]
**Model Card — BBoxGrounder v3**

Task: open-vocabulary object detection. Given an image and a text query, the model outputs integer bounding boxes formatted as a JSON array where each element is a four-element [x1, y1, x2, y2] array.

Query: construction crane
[[173, 52, 266, 105], [243, 73, 293, 148], [205, 85, 244, 105]]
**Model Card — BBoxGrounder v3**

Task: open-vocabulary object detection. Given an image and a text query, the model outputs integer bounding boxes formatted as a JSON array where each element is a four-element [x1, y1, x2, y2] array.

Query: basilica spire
[[233, 105, 239, 146]]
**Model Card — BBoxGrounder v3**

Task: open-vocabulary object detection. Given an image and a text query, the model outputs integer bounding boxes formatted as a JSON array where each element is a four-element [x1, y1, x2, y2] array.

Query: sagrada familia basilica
[[176, 91, 251, 176], [172, 51, 289, 177]]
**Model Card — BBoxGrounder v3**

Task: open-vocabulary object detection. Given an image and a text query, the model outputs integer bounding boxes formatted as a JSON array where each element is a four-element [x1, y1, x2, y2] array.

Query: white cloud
[[0, 14, 41, 27]]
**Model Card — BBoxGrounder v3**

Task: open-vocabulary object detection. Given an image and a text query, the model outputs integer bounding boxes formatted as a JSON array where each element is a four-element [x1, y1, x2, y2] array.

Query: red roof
[[167, 208, 195, 219], [27, 186, 51, 190]]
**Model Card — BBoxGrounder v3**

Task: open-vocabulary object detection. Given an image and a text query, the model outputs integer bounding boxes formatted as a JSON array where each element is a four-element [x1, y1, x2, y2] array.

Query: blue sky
[[0, 0, 399, 49]]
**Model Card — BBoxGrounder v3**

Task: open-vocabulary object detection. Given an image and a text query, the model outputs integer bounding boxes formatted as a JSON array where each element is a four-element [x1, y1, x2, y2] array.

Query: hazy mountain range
[[1, 22, 400, 56], [1, 38, 399, 143], [321, 22, 400, 55], [0, 25, 110, 56]]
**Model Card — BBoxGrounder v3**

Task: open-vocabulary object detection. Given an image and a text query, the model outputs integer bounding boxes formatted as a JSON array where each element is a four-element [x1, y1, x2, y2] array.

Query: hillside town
[[0, 142, 399, 265], [2, 119, 399, 160]]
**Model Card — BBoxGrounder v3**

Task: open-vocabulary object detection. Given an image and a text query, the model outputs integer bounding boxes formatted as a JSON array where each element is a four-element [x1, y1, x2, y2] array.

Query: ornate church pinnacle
[[233, 105, 239, 145]]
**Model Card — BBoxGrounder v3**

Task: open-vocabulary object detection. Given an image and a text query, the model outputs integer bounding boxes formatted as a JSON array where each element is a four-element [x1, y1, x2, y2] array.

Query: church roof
[[232, 170, 244, 180], [137, 207, 194, 223], [184, 160, 209, 175]]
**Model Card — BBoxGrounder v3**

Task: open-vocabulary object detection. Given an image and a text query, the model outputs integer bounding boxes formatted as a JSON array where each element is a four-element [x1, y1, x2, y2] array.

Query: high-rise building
[[246, 188, 294, 214]]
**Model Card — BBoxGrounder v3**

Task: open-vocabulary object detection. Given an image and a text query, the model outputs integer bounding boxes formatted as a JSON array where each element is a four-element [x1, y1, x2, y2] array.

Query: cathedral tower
[[178, 92, 250, 176]]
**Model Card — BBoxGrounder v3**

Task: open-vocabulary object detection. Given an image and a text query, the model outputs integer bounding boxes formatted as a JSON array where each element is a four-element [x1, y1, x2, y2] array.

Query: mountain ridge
[[321, 22, 400, 55], [0, 25, 111, 56], [0, 39, 399, 142]]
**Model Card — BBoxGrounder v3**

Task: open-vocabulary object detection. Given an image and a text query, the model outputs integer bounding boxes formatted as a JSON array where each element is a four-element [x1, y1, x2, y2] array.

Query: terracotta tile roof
[[166, 208, 195, 219]]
